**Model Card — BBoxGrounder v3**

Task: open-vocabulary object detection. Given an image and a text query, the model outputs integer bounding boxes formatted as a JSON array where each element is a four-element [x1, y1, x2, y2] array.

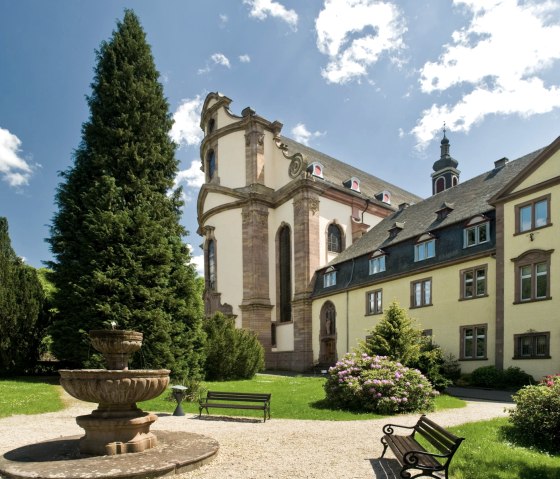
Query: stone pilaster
[[241, 202, 272, 356], [244, 119, 265, 186]]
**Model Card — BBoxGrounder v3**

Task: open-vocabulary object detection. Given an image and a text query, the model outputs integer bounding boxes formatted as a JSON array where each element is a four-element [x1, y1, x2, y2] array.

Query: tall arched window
[[327, 223, 343, 253], [207, 150, 216, 180], [207, 239, 216, 291], [278, 225, 292, 322]]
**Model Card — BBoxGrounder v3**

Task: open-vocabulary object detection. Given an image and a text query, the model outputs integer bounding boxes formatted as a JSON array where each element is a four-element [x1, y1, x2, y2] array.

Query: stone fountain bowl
[[89, 329, 143, 355], [59, 369, 170, 404]]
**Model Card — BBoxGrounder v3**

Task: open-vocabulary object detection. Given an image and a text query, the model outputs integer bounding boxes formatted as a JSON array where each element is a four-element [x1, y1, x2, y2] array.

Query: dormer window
[[376, 190, 391, 204], [323, 266, 337, 288], [343, 177, 360, 192], [307, 162, 324, 178], [414, 234, 435, 262], [464, 216, 490, 248], [369, 250, 386, 275], [436, 202, 454, 221], [388, 222, 404, 238]]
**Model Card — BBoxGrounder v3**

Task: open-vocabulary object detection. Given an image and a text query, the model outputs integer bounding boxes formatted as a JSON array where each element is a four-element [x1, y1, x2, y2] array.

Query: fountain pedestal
[[59, 330, 170, 456]]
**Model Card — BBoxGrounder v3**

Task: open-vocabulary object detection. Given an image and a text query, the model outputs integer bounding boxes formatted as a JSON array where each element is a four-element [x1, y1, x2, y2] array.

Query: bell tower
[[431, 126, 460, 195]]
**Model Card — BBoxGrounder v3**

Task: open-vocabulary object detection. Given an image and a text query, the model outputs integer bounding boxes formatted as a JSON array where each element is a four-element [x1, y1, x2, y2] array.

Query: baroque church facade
[[197, 92, 560, 379]]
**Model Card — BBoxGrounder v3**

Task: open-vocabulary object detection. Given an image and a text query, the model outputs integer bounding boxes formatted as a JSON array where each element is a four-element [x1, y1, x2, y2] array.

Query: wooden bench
[[198, 391, 271, 422], [380, 415, 464, 479]]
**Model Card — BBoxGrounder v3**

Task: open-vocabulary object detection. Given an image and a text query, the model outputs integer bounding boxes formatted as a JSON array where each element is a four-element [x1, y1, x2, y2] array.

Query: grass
[[0, 377, 63, 418], [448, 418, 560, 479], [139, 373, 465, 421]]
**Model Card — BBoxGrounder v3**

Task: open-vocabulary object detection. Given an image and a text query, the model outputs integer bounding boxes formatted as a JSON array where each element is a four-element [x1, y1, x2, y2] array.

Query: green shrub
[[324, 352, 438, 414], [502, 366, 534, 387], [203, 313, 264, 381], [470, 365, 534, 388], [411, 340, 451, 392], [441, 353, 461, 382], [470, 366, 502, 387], [508, 374, 560, 453]]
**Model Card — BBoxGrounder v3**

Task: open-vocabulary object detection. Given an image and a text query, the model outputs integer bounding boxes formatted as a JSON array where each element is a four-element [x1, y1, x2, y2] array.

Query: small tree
[[0, 217, 46, 374], [360, 301, 422, 365], [360, 301, 451, 390], [203, 313, 264, 381]]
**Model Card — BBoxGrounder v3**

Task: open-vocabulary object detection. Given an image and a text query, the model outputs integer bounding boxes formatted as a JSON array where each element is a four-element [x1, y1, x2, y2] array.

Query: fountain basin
[[89, 330, 143, 370], [59, 369, 170, 406]]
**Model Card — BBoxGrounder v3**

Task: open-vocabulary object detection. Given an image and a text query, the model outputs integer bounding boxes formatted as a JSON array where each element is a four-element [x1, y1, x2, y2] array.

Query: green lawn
[[448, 418, 560, 479], [0, 377, 63, 418], [139, 373, 465, 421]]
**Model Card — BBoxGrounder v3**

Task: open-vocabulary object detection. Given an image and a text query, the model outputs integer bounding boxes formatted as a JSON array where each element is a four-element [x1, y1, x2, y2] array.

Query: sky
[[1, 0, 560, 275]]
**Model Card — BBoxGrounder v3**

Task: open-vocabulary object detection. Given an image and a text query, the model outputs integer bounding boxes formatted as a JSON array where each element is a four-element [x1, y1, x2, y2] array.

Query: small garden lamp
[[171, 385, 188, 416]]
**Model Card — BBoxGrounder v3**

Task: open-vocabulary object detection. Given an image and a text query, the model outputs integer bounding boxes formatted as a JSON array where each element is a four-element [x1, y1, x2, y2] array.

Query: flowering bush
[[324, 353, 438, 414], [508, 374, 560, 453]]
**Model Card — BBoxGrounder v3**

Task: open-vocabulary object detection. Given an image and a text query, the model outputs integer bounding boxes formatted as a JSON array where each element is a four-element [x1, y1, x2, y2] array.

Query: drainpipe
[[345, 258, 355, 354]]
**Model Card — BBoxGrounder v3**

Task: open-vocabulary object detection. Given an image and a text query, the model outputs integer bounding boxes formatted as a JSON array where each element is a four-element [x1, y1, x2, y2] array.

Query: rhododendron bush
[[508, 374, 560, 453], [324, 353, 438, 414]]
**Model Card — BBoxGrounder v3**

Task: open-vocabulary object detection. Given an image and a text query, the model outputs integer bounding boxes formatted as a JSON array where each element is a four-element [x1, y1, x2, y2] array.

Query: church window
[[278, 225, 292, 322], [327, 224, 343, 253], [207, 239, 216, 291], [207, 150, 216, 180]]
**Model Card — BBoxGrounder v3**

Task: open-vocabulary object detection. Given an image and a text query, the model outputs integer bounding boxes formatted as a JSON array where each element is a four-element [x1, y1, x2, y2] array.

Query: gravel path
[[0, 393, 512, 479]]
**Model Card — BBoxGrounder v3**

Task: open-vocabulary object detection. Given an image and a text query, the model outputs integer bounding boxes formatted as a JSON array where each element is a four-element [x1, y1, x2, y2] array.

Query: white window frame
[[369, 255, 386, 275], [464, 222, 490, 248], [414, 239, 435, 262]]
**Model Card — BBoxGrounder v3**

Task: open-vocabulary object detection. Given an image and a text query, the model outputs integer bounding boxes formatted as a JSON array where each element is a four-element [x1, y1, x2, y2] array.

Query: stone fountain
[[59, 329, 170, 456]]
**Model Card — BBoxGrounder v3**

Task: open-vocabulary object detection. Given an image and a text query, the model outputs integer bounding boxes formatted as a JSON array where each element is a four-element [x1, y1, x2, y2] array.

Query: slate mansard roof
[[278, 136, 423, 208], [325, 147, 546, 269]]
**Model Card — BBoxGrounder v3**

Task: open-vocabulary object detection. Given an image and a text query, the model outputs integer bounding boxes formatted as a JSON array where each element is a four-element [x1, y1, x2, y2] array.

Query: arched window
[[207, 239, 216, 290], [207, 150, 216, 180], [452, 175, 458, 187], [435, 177, 445, 193], [208, 118, 215, 134], [278, 225, 292, 322], [327, 223, 343, 253]]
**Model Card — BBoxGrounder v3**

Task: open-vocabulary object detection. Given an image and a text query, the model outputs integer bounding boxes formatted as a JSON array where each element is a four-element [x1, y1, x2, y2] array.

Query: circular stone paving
[[0, 431, 218, 479]]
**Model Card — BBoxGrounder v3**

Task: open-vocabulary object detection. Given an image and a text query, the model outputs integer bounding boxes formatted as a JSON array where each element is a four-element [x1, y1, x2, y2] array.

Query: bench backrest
[[414, 415, 464, 455], [206, 391, 271, 402]]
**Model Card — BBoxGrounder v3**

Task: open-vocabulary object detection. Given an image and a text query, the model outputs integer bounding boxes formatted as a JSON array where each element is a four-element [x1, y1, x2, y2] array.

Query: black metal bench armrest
[[403, 449, 450, 466], [382, 423, 416, 435]]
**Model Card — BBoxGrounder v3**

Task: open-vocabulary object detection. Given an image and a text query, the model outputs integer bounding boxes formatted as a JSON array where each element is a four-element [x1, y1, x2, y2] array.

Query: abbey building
[[197, 92, 559, 380]]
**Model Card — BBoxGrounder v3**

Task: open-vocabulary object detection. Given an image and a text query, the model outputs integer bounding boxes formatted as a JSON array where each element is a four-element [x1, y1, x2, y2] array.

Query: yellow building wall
[[209, 208, 244, 321], [502, 155, 560, 380], [203, 191, 240, 214], [216, 104, 239, 129], [266, 132, 293, 191], [319, 198, 353, 265], [313, 256, 496, 373], [216, 131, 246, 189]]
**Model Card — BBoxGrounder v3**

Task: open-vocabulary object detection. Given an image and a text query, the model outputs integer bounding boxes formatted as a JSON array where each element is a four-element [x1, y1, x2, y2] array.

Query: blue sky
[[1, 0, 560, 274]]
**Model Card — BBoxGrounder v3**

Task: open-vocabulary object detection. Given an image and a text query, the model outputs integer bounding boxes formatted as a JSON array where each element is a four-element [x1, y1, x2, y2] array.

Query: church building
[[197, 92, 560, 380]]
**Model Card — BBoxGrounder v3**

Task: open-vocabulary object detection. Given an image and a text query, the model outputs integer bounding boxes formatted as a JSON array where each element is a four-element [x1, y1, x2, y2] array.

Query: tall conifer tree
[[0, 218, 45, 374], [47, 10, 204, 378]]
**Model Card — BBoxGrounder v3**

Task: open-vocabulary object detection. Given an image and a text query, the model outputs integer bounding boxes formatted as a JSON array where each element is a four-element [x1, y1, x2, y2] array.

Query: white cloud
[[174, 159, 205, 204], [243, 0, 298, 31], [170, 96, 204, 148], [186, 243, 204, 276], [239, 54, 251, 63], [315, 0, 407, 84], [219, 14, 228, 26], [198, 53, 231, 74], [0, 127, 33, 187], [291, 123, 326, 146], [413, 0, 560, 148], [175, 160, 205, 190]]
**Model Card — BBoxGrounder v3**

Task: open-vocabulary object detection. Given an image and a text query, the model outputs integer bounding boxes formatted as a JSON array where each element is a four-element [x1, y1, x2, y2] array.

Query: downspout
[[345, 258, 355, 354]]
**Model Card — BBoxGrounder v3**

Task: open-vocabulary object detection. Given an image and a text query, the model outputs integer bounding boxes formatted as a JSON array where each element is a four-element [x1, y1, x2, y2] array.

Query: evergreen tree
[[0, 218, 46, 374], [360, 301, 422, 365], [47, 10, 205, 378]]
